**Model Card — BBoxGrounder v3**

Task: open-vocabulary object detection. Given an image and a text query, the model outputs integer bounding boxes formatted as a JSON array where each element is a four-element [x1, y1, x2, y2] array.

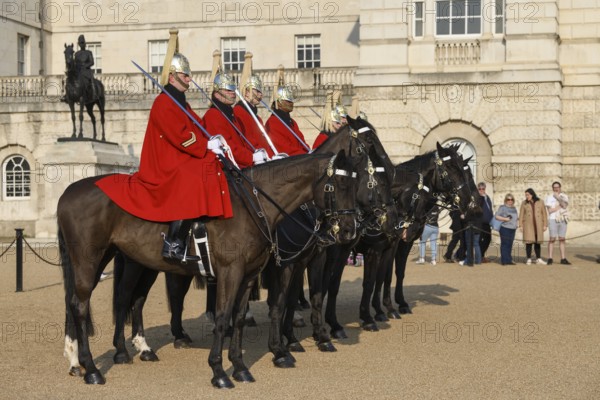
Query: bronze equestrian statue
[[63, 35, 106, 140]]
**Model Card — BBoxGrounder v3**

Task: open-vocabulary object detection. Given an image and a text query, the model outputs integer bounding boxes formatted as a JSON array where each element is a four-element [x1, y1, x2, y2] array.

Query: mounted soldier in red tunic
[[265, 66, 310, 156], [95, 48, 232, 262]]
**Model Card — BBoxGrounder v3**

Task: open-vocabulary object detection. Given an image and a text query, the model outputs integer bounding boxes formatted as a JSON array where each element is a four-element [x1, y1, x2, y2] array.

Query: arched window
[[443, 138, 477, 182], [3, 155, 31, 199]]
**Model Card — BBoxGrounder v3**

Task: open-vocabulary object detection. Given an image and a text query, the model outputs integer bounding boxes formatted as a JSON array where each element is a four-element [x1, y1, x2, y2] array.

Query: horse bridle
[[397, 172, 431, 230]]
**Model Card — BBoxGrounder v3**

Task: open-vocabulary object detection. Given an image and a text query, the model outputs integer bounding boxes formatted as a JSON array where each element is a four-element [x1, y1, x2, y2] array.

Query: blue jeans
[[464, 229, 481, 265], [499, 226, 516, 264], [419, 224, 439, 260]]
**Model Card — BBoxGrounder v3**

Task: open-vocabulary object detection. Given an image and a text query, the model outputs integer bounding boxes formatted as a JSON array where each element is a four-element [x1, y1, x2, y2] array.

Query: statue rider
[[74, 34, 97, 102]]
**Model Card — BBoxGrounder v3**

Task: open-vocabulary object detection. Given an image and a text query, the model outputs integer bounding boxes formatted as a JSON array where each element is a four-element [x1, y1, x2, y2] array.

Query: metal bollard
[[15, 228, 23, 292]]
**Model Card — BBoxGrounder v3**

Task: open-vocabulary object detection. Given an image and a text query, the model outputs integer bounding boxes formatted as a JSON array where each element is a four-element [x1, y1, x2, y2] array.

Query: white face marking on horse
[[64, 335, 80, 368], [132, 334, 152, 353]]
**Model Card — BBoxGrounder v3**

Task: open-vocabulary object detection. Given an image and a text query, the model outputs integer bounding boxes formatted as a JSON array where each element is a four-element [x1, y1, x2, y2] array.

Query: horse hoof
[[317, 341, 337, 352], [174, 337, 192, 349], [273, 355, 296, 368], [331, 329, 348, 339], [140, 350, 159, 362], [398, 307, 413, 314], [233, 369, 256, 383], [245, 316, 257, 327], [362, 322, 379, 332], [113, 352, 132, 364], [374, 313, 389, 322], [84, 371, 105, 385], [387, 311, 402, 319], [287, 342, 305, 353], [292, 318, 306, 328], [68, 366, 84, 377], [211, 376, 235, 389]]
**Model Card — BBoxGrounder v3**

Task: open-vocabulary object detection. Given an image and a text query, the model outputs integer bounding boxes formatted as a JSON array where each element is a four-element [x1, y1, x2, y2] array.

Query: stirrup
[[161, 233, 200, 263]]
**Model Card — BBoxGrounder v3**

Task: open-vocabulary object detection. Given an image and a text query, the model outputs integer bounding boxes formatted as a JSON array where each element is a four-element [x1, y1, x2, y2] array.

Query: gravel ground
[[1, 244, 599, 399]]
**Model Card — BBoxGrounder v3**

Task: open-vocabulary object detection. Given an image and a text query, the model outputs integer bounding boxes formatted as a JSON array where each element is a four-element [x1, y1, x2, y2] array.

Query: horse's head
[[432, 142, 481, 217], [64, 43, 75, 70], [313, 150, 358, 244], [393, 167, 437, 243], [355, 145, 399, 237]]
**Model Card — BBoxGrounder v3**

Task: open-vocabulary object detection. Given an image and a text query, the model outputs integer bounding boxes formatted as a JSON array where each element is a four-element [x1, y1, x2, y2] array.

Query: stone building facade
[[1, 0, 599, 246]]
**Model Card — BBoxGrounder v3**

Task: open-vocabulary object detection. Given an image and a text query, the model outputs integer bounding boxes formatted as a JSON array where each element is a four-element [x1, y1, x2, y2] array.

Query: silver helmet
[[169, 53, 191, 76], [335, 104, 348, 118], [276, 85, 296, 103], [330, 109, 342, 124], [244, 74, 263, 93], [213, 72, 236, 91]]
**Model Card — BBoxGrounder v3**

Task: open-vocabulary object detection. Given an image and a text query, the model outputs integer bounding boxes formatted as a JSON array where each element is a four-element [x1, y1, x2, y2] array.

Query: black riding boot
[[162, 220, 200, 262]]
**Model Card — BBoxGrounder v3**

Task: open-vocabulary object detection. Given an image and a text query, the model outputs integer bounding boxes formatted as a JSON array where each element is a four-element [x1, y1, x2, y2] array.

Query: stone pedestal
[[33, 139, 138, 238]]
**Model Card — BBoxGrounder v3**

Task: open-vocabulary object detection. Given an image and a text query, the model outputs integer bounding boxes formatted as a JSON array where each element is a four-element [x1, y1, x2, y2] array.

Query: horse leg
[[394, 240, 414, 314], [209, 271, 243, 388], [130, 267, 160, 361], [165, 272, 194, 348], [380, 239, 401, 319], [86, 103, 97, 140], [265, 257, 296, 367], [111, 252, 142, 365], [282, 262, 310, 352], [306, 249, 336, 352], [359, 249, 380, 331], [99, 98, 106, 141], [68, 101, 77, 138], [324, 244, 351, 339], [78, 100, 84, 138], [371, 246, 391, 323], [229, 278, 257, 384], [60, 229, 108, 384]]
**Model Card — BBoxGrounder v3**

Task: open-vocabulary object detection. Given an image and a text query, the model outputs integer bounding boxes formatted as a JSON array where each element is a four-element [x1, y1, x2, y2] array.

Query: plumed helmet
[[244, 74, 263, 93], [213, 72, 236, 92], [276, 85, 296, 103], [335, 104, 348, 118], [169, 53, 191, 76], [358, 111, 368, 121], [330, 109, 342, 124]]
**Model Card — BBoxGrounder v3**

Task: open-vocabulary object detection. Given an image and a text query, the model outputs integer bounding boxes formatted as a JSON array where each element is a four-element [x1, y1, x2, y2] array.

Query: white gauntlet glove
[[272, 153, 289, 160], [252, 149, 269, 165], [207, 135, 227, 156]]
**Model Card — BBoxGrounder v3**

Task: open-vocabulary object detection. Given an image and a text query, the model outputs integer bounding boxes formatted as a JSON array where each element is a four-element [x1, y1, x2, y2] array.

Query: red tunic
[[203, 107, 254, 168], [233, 104, 274, 158], [265, 114, 309, 156], [312, 131, 330, 149], [95, 93, 233, 222]]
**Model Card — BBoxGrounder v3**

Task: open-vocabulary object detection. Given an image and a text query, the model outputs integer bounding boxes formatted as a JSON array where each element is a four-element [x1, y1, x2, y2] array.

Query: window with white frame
[[87, 42, 102, 74], [17, 34, 28, 76], [3, 155, 31, 199], [414, 2, 424, 37], [296, 35, 321, 69], [495, 0, 504, 34], [436, 0, 482, 36], [222, 37, 246, 71], [149, 40, 168, 73]]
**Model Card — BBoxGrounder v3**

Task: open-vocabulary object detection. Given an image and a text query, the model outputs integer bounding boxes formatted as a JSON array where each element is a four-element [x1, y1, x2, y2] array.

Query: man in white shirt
[[545, 181, 570, 265]]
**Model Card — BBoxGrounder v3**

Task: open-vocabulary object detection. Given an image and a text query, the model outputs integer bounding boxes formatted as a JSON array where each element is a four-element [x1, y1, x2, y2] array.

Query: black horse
[[320, 143, 481, 337], [63, 43, 106, 140], [58, 150, 359, 388]]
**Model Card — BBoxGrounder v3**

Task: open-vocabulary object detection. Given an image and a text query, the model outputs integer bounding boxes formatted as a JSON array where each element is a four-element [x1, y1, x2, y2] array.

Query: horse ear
[[463, 155, 473, 164], [64, 43, 67, 48], [436, 142, 443, 153]]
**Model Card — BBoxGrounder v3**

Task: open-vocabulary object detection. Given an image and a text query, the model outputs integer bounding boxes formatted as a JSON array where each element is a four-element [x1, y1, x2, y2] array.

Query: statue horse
[[58, 150, 359, 388], [63, 43, 106, 140]]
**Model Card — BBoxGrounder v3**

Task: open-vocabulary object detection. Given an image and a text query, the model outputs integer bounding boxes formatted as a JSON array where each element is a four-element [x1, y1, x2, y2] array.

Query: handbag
[[490, 216, 502, 231]]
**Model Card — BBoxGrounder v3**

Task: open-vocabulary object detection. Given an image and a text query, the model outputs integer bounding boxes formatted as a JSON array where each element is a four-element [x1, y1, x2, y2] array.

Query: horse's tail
[[58, 226, 95, 338], [112, 250, 132, 325]]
